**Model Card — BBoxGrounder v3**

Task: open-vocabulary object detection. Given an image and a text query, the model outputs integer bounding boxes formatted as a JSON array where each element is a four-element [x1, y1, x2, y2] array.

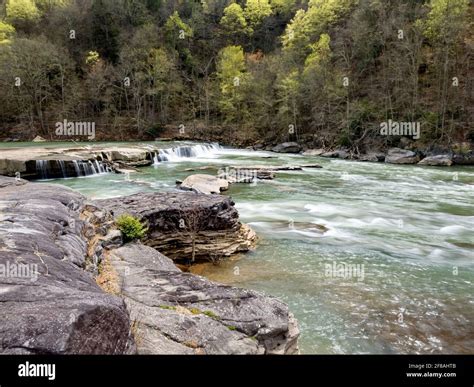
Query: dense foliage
[[0, 0, 472, 149]]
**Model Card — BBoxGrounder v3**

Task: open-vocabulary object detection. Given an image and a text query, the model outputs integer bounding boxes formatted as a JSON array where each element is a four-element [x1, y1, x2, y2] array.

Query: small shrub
[[116, 214, 148, 242]]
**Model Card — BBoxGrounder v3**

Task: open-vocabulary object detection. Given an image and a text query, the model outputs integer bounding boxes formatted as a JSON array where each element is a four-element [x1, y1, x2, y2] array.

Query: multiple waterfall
[[35, 159, 109, 179], [35, 143, 221, 179], [153, 143, 221, 164]]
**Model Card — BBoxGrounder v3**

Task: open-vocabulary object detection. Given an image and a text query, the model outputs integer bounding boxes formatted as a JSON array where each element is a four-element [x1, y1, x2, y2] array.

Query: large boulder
[[385, 148, 420, 164], [418, 155, 453, 166], [109, 243, 300, 354], [0, 177, 135, 354], [453, 152, 474, 165], [272, 142, 302, 153], [179, 174, 229, 194], [96, 192, 257, 262]]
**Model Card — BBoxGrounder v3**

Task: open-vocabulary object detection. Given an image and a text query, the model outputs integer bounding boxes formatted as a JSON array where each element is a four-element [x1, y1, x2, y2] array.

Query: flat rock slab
[[179, 174, 229, 194], [109, 243, 300, 354], [0, 177, 135, 354]]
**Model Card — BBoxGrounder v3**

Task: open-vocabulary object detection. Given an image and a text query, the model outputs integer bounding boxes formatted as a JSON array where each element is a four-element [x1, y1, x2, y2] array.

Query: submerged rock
[[109, 243, 300, 354], [272, 142, 302, 153], [385, 148, 420, 164], [0, 177, 135, 354], [96, 192, 257, 262], [179, 174, 229, 194]]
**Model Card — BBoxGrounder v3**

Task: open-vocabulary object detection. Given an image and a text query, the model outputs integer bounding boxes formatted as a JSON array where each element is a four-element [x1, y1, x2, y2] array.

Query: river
[[12, 141, 473, 354]]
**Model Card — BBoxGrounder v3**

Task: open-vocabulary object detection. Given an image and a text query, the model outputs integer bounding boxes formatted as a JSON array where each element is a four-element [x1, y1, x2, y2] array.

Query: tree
[[0, 37, 72, 134], [0, 21, 15, 44], [164, 10, 193, 48], [421, 0, 470, 139], [91, 0, 121, 64], [216, 45, 249, 126], [270, 0, 297, 16], [244, 0, 272, 32], [5, 0, 40, 30], [220, 3, 248, 43]]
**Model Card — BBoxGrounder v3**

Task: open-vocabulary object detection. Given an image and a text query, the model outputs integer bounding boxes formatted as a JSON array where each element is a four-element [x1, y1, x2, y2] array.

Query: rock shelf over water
[[0, 176, 296, 354]]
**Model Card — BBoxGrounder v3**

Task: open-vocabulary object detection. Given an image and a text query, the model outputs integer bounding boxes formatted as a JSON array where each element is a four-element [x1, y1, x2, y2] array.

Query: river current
[[19, 141, 473, 354]]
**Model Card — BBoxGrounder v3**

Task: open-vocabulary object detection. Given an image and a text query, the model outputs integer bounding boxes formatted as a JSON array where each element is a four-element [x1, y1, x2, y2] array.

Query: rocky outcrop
[[320, 149, 350, 159], [96, 192, 257, 262], [452, 151, 474, 165], [385, 148, 420, 164], [108, 243, 299, 354], [272, 142, 302, 153], [359, 152, 386, 162], [0, 177, 299, 355], [418, 155, 453, 166], [179, 174, 229, 194], [0, 177, 135, 354]]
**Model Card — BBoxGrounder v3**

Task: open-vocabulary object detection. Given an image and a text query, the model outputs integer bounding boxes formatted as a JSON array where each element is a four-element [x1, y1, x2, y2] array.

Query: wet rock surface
[[109, 243, 300, 354]]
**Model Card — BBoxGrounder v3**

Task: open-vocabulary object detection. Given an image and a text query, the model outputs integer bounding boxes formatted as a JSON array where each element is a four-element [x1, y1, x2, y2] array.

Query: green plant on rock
[[116, 214, 148, 242]]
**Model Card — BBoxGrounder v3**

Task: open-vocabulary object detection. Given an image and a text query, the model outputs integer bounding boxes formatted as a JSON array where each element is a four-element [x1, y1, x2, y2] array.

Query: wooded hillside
[[0, 0, 472, 150]]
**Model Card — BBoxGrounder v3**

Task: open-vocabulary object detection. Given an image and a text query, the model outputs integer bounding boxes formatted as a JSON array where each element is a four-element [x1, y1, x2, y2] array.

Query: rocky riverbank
[[0, 176, 299, 354], [266, 142, 474, 166]]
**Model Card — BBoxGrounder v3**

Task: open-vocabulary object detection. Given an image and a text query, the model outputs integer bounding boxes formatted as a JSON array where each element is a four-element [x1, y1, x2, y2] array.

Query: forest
[[0, 0, 472, 151]]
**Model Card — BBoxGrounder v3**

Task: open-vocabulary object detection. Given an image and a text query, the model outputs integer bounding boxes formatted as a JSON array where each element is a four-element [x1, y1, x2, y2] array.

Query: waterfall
[[58, 160, 67, 178], [36, 160, 49, 179], [154, 143, 221, 163], [95, 160, 105, 173], [89, 161, 97, 175], [72, 161, 82, 177]]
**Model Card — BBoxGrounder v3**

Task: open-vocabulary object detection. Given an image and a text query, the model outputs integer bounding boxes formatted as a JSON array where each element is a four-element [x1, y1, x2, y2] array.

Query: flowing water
[[10, 141, 473, 354]]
